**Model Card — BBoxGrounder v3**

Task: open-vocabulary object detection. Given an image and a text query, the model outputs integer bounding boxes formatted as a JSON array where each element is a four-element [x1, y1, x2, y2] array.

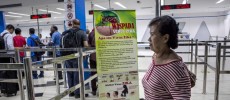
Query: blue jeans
[[31, 56, 43, 77], [65, 59, 79, 94]]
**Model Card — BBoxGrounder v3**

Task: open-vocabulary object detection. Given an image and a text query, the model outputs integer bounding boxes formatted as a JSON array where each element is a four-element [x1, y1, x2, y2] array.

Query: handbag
[[188, 71, 196, 88]]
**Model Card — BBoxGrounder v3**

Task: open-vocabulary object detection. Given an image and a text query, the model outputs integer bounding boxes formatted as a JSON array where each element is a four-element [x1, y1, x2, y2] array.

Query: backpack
[[0, 33, 8, 50], [60, 28, 81, 56], [29, 36, 45, 56], [47, 42, 53, 57]]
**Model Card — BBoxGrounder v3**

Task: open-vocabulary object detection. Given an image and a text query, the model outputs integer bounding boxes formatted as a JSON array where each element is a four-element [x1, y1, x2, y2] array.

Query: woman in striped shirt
[[142, 15, 191, 100]]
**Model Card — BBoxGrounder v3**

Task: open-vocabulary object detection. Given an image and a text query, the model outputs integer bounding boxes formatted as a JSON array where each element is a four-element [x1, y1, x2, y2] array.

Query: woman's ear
[[163, 34, 169, 43]]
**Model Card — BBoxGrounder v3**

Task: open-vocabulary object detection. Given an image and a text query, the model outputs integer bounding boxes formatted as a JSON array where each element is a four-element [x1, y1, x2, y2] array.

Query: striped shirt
[[142, 59, 191, 100]]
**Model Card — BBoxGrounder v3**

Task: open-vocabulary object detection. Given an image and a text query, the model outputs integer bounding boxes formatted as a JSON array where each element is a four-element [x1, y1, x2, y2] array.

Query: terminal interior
[[0, 0, 230, 100]]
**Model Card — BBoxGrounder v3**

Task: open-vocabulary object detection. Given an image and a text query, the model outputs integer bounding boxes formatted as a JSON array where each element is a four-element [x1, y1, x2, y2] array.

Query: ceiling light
[[182, 0, 188, 4], [16, 20, 30, 22], [54, 17, 64, 19], [94, 4, 107, 10], [39, 9, 61, 14], [56, 8, 65, 11], [161, 0, 164, 5], [5, 15, 22, 18], [8, 12, 30, 16], [216, 0, 224, 4], [114, 2, 127, 9]]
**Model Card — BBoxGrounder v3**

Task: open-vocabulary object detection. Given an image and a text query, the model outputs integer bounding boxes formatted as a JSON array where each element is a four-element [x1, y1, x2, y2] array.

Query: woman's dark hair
[[148, 15, 179, 49], [15, 28, 21, 34]]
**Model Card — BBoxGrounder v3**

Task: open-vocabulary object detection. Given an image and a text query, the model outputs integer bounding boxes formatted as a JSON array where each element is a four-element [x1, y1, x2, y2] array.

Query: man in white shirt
[[0, 24, 15, 54]]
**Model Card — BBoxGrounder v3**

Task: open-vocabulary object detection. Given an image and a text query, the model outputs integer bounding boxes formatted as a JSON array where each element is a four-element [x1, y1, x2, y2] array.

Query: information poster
[[94, 10, 139, 100]]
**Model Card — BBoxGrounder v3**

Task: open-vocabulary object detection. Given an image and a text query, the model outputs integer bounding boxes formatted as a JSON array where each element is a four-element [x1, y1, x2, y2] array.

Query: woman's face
[[148, 25, 162, 53]]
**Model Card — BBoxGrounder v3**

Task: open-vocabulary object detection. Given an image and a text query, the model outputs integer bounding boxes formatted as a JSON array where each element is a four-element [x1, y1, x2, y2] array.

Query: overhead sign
[[161, 4, 191, 10], [94, 10, 139, 100], [30, 13, 51, 19]]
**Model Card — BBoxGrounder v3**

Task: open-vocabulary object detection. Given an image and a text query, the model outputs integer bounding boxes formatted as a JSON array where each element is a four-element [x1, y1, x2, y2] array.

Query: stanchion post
[[203, 41, 208, 94], [195, 39, 198, 75], [78, 48, 85, 100], [23, 57, 35, 100], [17, 70, 25, 100], [53, 47, 60, 94], [222, 37, 227, 70], [214, 43, 221, 100], [15, 49, 20, 63], [190, 39, 194, 72], [63, 61, 67, 88], [15, 49, 25, 100]]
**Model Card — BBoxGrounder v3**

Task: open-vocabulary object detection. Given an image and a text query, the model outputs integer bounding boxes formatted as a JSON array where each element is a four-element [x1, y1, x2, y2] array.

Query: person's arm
[[13, 37, 16, 47], [27, 37, 32, 47], [51, 33, 55, 44], [170, 77, 191, 100], [6, 35, 14, 50], [82, 32, 88, 47]]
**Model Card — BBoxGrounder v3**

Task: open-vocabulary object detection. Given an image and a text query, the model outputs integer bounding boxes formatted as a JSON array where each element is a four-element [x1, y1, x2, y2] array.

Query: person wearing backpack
[[50, 25, 63, 80], [0, 24, 15, 54], [27, 28, 44, 79], [61, 19, 88, 98], [0, 24, 19, 97]]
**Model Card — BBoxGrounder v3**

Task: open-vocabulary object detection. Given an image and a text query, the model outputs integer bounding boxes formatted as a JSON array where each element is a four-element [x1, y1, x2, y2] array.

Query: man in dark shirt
[[63, 19, 88, 98], [88, 29, 97, 95], [13, 28, 26, 63]]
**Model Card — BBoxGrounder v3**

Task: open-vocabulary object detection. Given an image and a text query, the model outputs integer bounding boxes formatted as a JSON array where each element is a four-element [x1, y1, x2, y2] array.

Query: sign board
[[161, 4, 191, 10], [64, 0, 75, 29], [94, 10, 139, 100], [30, 13, 51, 19]]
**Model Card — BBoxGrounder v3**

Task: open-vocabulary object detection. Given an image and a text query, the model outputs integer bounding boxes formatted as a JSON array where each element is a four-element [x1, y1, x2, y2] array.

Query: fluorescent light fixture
[[114, 2, 127, 9], [182, 0, 188, 4], [8, 12, 30, 16], [16, 20, 30, 22], [216, 0, 224, 4], [5, 15, 22, 18], [161, 0, 164, 5], [56, 8, 65, 11], [94, 4, 107, 10], [39, 9, 61, 14], [54, 17, 64, 19]]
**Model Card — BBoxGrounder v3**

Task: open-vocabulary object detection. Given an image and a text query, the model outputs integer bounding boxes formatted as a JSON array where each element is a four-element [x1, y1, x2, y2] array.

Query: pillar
[[0, 11, 6, 33], [75, 0, 86, 31]]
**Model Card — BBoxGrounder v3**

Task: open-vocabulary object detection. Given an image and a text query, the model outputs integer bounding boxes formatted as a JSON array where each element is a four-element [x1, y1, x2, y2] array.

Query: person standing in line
[[61, 19, 88, 98], [142, 15, 191, 100], [50, 25, 63, 80], [0, 24, 19, 96], [0, 24, 15, 54], [13, 28, 26, 63], [88, 28, 97, 95], [27, 28, 43, 79]]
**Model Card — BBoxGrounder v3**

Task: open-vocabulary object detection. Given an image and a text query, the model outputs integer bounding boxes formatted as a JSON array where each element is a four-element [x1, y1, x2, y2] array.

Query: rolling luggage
[[0, 57, 19, 97]]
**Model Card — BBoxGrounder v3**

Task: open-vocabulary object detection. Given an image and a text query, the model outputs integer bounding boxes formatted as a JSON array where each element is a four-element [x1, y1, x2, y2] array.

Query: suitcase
[[0, 57, 19, 97]]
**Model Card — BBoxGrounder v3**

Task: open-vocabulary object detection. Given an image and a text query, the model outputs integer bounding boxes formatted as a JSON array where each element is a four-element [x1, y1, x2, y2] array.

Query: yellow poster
[[94, 10, 139, 100]]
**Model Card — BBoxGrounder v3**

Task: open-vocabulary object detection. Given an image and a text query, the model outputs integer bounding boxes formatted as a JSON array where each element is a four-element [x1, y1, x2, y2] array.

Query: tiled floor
[[1, 47, 230, 100]]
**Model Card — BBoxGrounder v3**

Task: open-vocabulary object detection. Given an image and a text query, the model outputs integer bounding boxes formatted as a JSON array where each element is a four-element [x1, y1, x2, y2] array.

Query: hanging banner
[[94, 10, 139, 100], [64, 0, 75, 29]]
